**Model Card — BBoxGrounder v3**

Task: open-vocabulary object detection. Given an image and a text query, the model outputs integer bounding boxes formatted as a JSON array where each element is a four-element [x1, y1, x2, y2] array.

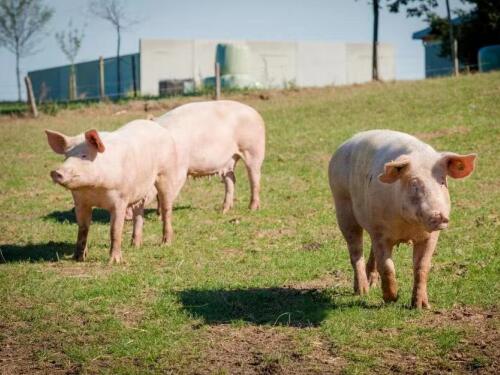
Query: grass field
[[0, 73, 499, 374]]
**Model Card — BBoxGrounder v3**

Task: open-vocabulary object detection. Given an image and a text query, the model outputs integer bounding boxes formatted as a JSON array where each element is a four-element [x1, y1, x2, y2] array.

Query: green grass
[[1, 73, 499, 374]]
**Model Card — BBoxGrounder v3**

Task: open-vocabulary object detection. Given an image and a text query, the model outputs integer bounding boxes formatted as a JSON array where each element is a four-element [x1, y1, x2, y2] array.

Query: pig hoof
[[161, 238, 172, 246], [383, 293, 399, 303], [131, 238, 142, 248], [73, 251, 86, 262], [411, 299, 431, 310], [368, 273, 380, 287], [249, 202, 260, 210], [354, 283, 370, 296], [74, 254, 85, 262], [108, 254, 122, 264]]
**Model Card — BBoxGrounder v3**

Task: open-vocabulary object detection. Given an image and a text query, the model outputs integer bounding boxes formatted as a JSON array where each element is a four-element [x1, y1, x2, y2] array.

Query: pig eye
[[81, 154, 87, 159], [409, 178, 424, 195]]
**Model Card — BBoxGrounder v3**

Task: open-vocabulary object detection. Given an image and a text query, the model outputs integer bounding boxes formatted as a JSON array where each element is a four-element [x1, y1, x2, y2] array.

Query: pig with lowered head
[[153, 100, 266, 213], [46, 120, 181, 263], [329, 130, 476, 308]]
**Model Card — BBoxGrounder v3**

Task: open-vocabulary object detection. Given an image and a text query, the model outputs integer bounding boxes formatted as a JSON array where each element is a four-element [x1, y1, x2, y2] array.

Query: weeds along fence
[[2, 58, 497, 117]]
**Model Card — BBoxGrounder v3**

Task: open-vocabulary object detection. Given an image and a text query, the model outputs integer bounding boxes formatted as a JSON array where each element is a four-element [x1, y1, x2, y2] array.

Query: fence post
[[215, 62, 221, 100], [69, 65, 77, 101], [24, 76, 38, 118], [453, 39, 459, 76], [99, 56, 105, 99]]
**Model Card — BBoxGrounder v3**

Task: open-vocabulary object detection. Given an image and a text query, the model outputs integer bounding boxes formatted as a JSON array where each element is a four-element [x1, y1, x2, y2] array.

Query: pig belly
[[187, 152, 238, 178]]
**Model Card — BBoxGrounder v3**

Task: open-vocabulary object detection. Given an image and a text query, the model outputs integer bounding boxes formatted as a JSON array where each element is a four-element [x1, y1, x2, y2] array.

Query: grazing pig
[[328, 130, 476, 308], [153, 100, 266, 213], [46, 120, 181, 263]]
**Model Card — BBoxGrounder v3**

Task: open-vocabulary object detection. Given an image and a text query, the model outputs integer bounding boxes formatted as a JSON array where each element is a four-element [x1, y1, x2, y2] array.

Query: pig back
[[155, 100, 265, 174], [329, 130, 436, 227]]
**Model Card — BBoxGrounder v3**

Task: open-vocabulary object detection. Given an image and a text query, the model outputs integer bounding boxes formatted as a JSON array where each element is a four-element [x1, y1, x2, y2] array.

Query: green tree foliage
[[389, 0, 500, 67], [429, 1, 500, 66]]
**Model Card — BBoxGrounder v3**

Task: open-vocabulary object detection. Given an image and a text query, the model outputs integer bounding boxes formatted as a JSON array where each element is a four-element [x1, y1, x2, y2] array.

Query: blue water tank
[[478, 45, 500, 73]]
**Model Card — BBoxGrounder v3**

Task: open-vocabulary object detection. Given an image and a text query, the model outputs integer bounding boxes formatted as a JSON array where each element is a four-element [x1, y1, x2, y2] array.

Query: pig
[[328, 130, 476, 308], [153, 100, 266, 213], [46, 120, 182, 263]]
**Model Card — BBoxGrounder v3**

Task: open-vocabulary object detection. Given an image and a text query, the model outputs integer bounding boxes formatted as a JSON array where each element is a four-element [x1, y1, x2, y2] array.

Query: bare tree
[[0, 0, 53, 101], [89, 0, 137, 97], [372, 0, 380, 80], [55, 21, 85, 100]]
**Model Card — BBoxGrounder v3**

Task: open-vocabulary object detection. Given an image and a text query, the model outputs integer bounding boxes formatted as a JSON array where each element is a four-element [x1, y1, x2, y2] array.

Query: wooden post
[[99, 56, 105, 99], [69, 65, 77, 101], [24, 76, 38, 118], [215, 62, 221, 100]]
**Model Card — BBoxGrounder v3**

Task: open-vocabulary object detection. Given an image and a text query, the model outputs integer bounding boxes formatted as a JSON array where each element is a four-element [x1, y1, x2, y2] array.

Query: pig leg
[[125, 207, 134, 221], [222, 171, 236, 214], [109, 201, 127, 264], [411, 232, 438, 309], [242, 151, 263, 211], [131, 204, 145, 248], [155, 176, 176, 245], [74, 204, 92, 262], [366, 246, 379, 287], [334, 196, 369, 295], [372, 236, 398, 303]]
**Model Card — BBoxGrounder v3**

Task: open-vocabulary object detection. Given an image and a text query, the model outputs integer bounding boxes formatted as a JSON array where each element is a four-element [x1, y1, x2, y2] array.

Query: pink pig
[[329, 130, 476, 308], [153, 100, 266, 213], [46, 120, 182, 263]]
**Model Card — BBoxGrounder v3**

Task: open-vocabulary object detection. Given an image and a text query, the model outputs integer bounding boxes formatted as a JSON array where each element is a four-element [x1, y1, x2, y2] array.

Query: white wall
[[140, 39, 395, 96]]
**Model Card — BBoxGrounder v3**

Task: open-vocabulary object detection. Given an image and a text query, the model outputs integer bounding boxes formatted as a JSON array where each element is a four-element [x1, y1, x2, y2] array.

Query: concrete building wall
[[140, 39, 395, 96], [296, 42, 347, 86]]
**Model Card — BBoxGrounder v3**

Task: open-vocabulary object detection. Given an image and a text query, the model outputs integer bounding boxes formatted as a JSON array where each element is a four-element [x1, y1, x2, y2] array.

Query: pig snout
[[426, 211, 449, 231], [50, 169, 71, 186]]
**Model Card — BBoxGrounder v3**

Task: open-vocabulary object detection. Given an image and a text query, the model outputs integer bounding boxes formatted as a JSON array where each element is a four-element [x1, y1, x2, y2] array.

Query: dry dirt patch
[[378, 306, 499, 374], [194, 325, 344, 375], [0, 321, 80, 375]]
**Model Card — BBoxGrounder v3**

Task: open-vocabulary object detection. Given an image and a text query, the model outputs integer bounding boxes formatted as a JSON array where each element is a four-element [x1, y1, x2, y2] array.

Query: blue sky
[[0, 0, 468, 100]]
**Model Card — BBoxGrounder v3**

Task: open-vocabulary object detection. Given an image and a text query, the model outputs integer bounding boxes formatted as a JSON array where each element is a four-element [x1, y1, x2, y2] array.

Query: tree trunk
[[372, 0, 379, 81], [16, 50, 21, 101], [445, 0, 459, 76], [116, 25, 121, 97]]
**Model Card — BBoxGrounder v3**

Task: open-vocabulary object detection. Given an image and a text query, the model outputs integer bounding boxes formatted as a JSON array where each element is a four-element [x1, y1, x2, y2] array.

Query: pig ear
[[45, 129, 71, 154], [84, 129, 105, 153], [442, 153, 476, 179], [378, 156, 411, 184]]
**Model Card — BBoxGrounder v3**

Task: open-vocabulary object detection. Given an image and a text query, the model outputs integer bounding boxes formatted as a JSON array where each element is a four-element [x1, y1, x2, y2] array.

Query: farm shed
[[412, 18, 466, 78], [139, 39, 395, 96], [27, 39, 395, 101]]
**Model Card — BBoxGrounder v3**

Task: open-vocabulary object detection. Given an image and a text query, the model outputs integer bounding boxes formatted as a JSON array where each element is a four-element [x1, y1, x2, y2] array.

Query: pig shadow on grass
[[43, 205, 194, 224], [178, 287, 380, 327], [43, 208, 110, 224], [0, 241, 74, 263]]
